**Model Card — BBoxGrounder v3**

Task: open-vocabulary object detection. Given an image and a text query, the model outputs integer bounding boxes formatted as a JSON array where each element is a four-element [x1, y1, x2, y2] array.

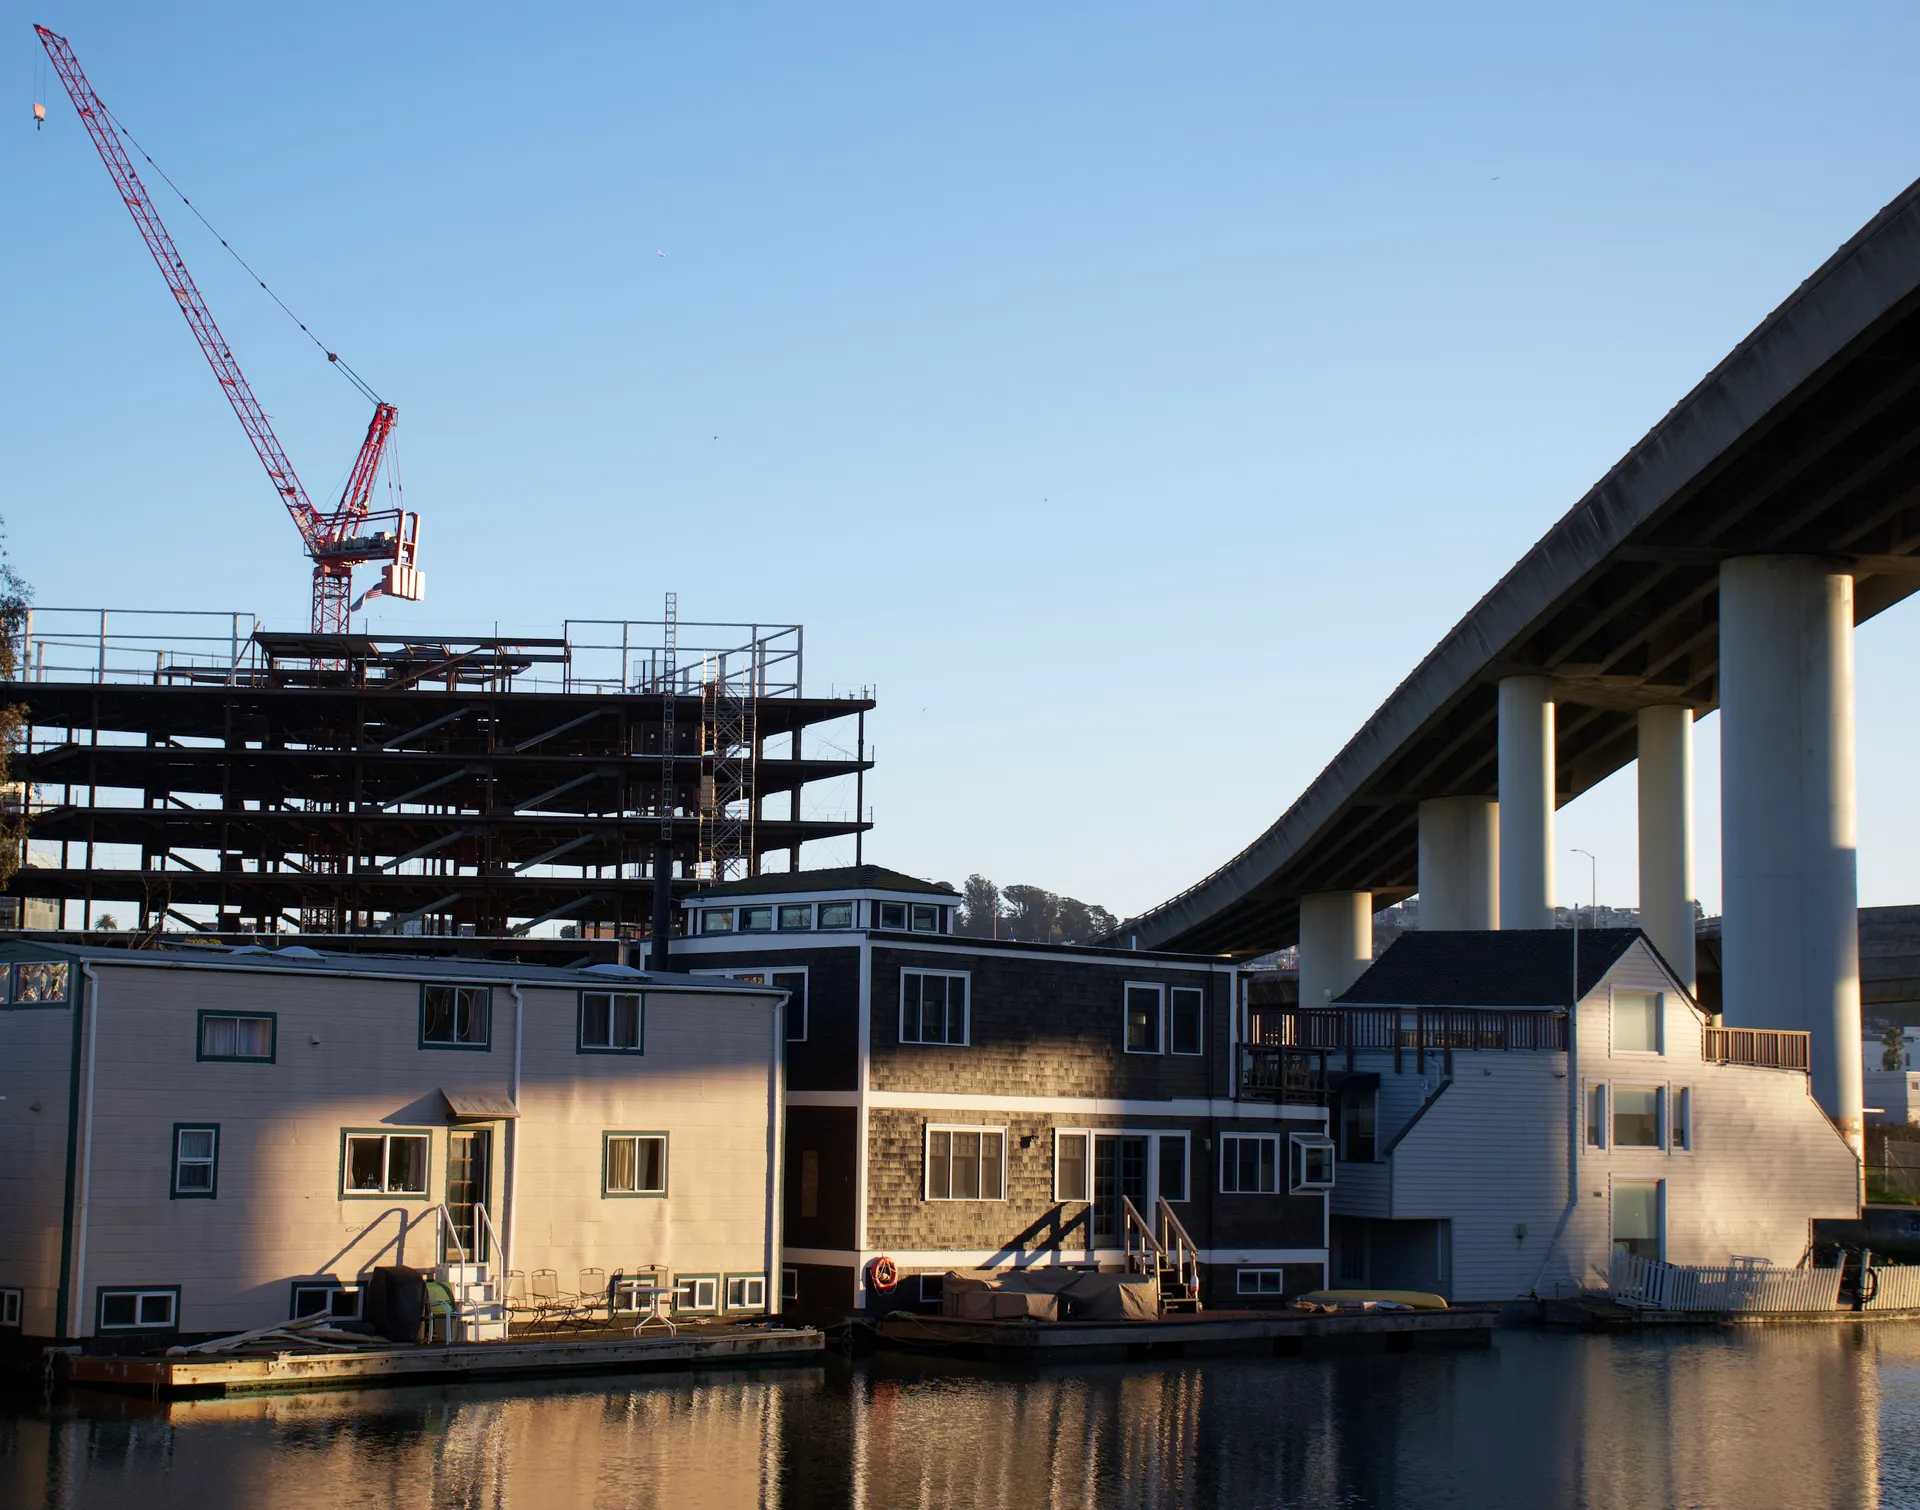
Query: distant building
[[0, 944, 784, 1348], [673, 865, 1332, 1318], [1287, 929, 1858, 1301]]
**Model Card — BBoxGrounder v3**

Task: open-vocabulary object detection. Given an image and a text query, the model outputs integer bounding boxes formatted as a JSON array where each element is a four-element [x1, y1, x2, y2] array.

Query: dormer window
[[779, 904, 813, 931], [879, 903, 907, 930], [818, 902, 854, 930], [740, 906, 774, 933], [701, 909, 735, 935], [910, 904, 939, 933]]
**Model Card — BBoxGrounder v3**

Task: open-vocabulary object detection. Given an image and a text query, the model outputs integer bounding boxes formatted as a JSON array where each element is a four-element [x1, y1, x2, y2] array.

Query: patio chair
[[528, 1268, 585, 1331], [572, 1268, 609, 1329]]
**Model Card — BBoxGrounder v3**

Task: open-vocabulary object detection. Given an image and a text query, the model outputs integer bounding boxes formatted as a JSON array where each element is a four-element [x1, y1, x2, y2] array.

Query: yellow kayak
[[1303, 1289, 1448, 1311]]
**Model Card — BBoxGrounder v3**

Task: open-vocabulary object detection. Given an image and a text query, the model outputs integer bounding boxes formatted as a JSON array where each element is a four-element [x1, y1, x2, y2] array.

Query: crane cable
[[90, 96, 384, 408]]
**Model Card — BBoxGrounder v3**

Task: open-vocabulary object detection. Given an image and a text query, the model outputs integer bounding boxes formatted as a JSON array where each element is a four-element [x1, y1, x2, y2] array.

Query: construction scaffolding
[[6, 607, 873, 939]]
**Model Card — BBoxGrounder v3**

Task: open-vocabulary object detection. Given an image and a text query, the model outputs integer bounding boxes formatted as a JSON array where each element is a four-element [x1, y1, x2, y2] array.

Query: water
[[5, 1326, 1920, 1509]]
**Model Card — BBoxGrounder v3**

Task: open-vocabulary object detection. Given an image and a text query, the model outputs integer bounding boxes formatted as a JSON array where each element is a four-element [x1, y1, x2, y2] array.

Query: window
[[1613, 1087, 1663, 1148], [1170, 988, 1204, 1055], [1612, 1179, 1663, 1261], [1340, 1090, 1377, 1163], [343, 1131, 431, 1196], [911, 904, 939, 932], [171, 1124, 219, 1198], [1124, 984, 1164, 1054], [1673, 1086, 1692, 1151], [1055, 1130, 1089, 1202], [421, 985, 490, 1049], [674, 1275, 718, 1313], [290, 1283, 361, 1321], [1587, 1083, 1607, 1148], [1158, 1133, 1189, 1203], [926, 1126, 1006, 1200], [97, 1288, 178, 1331], [778, 904, 813, 931], [725, 1275, 767, 1311], [701, 909, 735, 934], [740, 906, 774, 933], [1613, 990, 1663, 1054], [1221, 1134, 1279, 1193], [10, 961, 71, 1005], [818, 902, 853, 930], [901, 970, 969, 1045], [878, 902, 907, 930], [198, 1012, 274, 1062], [580, 991, 644, 1052], [1236, 1268, 1285, 1295], [1290, 1133, 1336, 1192], [0, 1288, 19, 1326], [918, 1273, 945, 1304], [604, 1132, 669, 1196], [782, 1267, 800, 1301]]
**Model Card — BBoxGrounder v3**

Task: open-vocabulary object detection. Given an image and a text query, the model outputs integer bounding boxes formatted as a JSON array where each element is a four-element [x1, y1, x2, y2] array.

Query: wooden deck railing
[[1237, 1045, 1331, 1104], [1702, 1025, 1811, 1071], [1247, 1007, 1566, 1080]]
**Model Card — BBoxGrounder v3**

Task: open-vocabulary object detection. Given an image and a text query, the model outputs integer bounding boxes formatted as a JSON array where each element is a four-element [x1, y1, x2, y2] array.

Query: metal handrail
[[434, 1202, 470, 1264]]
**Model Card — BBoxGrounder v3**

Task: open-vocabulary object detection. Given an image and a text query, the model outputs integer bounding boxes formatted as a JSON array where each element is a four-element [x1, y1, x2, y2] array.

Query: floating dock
[[873, 1306, 1495, 1362], [64, 1324, 825, 1398]]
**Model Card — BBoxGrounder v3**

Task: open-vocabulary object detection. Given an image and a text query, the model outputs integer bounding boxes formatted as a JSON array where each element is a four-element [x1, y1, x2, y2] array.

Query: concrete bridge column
[[1719, 556, 1862, 1146], [1637, 705, 1696, 992], [1417, 797, 1498, 930], [1498, 676, 1556, 930], [1299, 891, 1373, 1007]]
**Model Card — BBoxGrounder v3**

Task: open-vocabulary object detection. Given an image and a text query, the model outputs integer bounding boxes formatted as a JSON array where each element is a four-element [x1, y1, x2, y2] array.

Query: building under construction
[[6, 606, 873, 949]]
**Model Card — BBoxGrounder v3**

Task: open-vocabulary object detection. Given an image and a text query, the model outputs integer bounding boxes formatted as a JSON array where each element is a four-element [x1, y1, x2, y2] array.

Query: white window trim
[[776, 902, 817, 933], [173, 1126, 218, 1196], [917, 1273, 945, 1304], [782, 1267, 800, 1301], [1235, 1267, 1286, 1295], [738, 905, 776, 934], [1219, 1132, 1282, 1194], [1609, 986, 1666, 1057], [674, 1275, 720, 1313], [724, 1274, 768, 1311], [1585, 1080, 1608, 1151], [1289, 1132, 1337, 1193], [1168, 986, 1205, 1056], [1054, 1127, 1189, 1207], [1157, 1131, 1191, 1204], [1054, 1128, 1091, 1203], [0, 1287, 20, 1327], [1123, 982, 1166, 1056], [924, 1123, 1008, 1201], [1609, 1082, 1669, 1153], [1609, 1174, 1666, 1263], [700, 908, 736, 935], [694, 965, 810, 1043], [97, 1287, 177, 1331], [900, 969, 971, 1047], [1670, 1084, 1693, 1155]]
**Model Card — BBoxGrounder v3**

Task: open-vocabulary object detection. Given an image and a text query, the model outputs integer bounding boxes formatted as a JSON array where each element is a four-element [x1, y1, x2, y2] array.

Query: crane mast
[[35, 25, 424, 634]]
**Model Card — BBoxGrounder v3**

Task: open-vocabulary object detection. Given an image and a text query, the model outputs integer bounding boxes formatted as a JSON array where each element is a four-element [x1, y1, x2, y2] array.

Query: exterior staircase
[[1122, 1196, 1204, 1314], [435, 1261, 509, 1342]]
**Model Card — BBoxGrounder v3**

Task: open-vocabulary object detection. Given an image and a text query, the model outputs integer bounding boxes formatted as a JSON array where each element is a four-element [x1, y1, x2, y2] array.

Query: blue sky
[[6, 2, 1920, 922]]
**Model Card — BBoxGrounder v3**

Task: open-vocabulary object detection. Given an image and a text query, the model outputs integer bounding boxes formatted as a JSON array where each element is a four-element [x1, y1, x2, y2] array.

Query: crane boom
[[36, 25, 425, 633]]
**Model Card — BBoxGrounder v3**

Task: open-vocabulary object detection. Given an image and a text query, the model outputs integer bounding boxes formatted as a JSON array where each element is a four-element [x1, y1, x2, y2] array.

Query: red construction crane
[[35, 25, 424, 634]]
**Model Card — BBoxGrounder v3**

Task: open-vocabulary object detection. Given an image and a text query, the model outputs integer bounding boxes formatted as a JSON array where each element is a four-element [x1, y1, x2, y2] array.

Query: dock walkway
[[66, 1323, 825, 1398]]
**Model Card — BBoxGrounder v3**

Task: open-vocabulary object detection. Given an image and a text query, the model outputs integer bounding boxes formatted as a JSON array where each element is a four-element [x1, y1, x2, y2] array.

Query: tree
[[1884, 1024, 1906, 1072], [957, 875, 1001, 938], [0, 523, 29, 892]]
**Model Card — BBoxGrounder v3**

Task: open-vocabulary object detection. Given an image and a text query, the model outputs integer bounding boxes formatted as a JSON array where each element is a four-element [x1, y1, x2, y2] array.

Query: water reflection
[[4, 1327, 1916, 1509]]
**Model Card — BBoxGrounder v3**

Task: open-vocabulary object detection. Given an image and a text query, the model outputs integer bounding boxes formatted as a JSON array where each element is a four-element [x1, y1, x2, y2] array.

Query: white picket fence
[[1609, 1253, 1842, 1313], [1864, 1265, 1920, 1311]]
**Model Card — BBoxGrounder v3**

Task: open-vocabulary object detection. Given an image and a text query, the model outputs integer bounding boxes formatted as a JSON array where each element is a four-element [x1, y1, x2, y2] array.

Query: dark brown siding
[[692, 943, 862, 1092], [783, 1105, 859, 1250]]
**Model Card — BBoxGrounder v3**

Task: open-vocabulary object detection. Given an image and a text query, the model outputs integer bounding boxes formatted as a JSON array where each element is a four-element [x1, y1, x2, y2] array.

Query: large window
[[580, 991, 644, 1052], [778, 904, 813, 932], [926, 1125, 1005, 1200], [1124, 984, 1164, 1054], [1290, 1133, 1337, 1192], [198, 1012, 274, 1062], [1170, 988, 1204, 1055], [818, 902, 853, 929], [901, 971, 969, 1045], [604, 1132, 669, 1196], [701, 909, 735, 934], [343, 1131, 431, 1197], [97, 1287, 179, 1331], [911, 904, 941, 933], [1612, 1179, 1663, 1261], [1340, 1090, 1377, 1163], [740, 906, 774, 933], [1220, 1134, 1279, 1194], [1056, 1130, 1090, 1202], [1613, 1087, 1663, 1148], [171, 1124, 219, 1198], [1612, 990, 1663, 1054], [421, 985, 490, 1049]]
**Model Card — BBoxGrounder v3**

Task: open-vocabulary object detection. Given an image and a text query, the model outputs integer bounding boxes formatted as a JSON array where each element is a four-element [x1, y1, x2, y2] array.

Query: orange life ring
[[869, 1256, 899, 1292]]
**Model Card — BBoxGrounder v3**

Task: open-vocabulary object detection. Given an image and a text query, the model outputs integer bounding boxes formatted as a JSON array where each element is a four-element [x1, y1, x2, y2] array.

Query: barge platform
[[873, 1306, 1496, 1362], [63, 1323, 825, 1398]]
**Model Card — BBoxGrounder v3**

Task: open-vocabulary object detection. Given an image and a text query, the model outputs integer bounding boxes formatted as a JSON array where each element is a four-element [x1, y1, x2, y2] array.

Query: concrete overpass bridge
[[1116, 177, 1920, 1146]]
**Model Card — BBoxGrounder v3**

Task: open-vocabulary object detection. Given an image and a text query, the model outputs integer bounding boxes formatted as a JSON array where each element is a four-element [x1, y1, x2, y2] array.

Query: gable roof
[[692, 865, 959, 900], [1334, 928, 1645, 1009]]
